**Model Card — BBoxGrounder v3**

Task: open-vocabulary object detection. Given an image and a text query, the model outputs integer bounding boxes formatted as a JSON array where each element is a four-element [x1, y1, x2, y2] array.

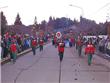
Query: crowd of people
[[1, 32, 110, 65], [52, 34, 110, 65], [1, 32, 49, 63], [98, 37, 110, 55]]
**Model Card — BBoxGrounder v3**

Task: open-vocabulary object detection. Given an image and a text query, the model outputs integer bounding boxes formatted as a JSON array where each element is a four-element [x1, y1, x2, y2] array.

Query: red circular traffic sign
[[56, 32, 62, 38]]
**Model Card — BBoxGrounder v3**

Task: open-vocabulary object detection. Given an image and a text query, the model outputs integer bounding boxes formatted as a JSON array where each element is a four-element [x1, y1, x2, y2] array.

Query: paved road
[[1, 43, 110, 83]]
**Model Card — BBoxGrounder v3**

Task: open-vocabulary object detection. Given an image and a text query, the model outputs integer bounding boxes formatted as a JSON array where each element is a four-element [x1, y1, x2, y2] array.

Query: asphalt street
[[1, 43, 110, 83]]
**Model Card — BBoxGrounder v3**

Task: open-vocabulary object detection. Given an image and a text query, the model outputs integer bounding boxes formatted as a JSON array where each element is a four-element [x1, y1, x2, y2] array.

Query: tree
[[48, 16, 53, 26], [40, 20, 47, 30], [49, 16, 52, 22], [33, 16, 39, 30], [34, 16, 37, 25], [1, 11, 7, 36], [46, 16, 54, 32], [14, 13, 22, 25], [53, 17, 74, 29]]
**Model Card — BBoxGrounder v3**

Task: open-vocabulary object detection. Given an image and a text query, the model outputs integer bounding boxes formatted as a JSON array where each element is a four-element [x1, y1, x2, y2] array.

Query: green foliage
[[1, 11, 7, 36], [14, 13, 22, 25]]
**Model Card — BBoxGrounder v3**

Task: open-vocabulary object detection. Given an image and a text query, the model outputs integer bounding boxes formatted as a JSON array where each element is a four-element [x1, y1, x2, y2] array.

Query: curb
[[82, 48, 110, 68], [93, 53, 110, 69], [1, 48, 32, 65], [1, 43, 49, 65]]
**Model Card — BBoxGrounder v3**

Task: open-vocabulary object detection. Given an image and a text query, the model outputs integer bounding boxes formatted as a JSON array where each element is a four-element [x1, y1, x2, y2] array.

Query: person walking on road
[[77, 37, 83, 57], [2, 38, 9, 59], [106, 39, 110, 56], [85, 40, 95, 66], [52, 37, 54, 45], [58, 40, 65, 62], [71, 37, 75, 47], [39, 39, 44, 51], [31, 38, 37, 55], [54, 37, 57, 48], [69, 38, 72, 48], [10, 41, 17, 64]]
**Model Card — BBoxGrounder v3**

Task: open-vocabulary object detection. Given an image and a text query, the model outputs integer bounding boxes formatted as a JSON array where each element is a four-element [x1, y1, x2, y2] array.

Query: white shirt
[[107, 42, 110, 50]]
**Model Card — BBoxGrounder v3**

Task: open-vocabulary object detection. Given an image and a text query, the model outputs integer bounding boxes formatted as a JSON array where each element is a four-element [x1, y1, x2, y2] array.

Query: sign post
[[56, 32, 62, 39]]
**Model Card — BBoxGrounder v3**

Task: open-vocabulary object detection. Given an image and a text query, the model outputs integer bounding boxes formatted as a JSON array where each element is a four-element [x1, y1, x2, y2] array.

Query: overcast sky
[[0, 0, 110, 25]]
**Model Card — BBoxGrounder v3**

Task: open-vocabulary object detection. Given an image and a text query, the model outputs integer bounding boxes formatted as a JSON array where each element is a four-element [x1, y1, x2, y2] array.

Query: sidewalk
[[1, 48, 32, 65], [1, 42, 49, 65], [93, 53, 110, 69], [95, 51, 110, 61]]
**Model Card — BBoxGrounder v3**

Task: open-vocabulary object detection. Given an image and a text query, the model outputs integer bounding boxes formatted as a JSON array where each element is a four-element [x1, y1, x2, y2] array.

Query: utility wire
[[90, 2, 110, 16]]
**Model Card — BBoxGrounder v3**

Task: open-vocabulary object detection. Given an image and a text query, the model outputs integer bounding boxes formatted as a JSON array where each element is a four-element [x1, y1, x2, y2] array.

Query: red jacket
[[54, 37, 57, 44], [77, 40, 82, 46], [85, 44, 95, 54], [32, 40, 37, 47], [10, 44, 17, 53], [58, 43, 64, 53], [39, 40, 44, 46], [71, 38, 74, 43]]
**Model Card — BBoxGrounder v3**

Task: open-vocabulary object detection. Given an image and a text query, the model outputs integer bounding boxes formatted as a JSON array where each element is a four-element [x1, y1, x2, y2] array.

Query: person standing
[[54, 37, 57, 48], [1, 39, 4, 59], [17, 36, 22, 53], [52, 37, 54, 45], [58, 40, 65, 62], [71, 37, 75, 47], [106, 39, 110, 56], [69, 38, 72, 48], [77, 37, 83, 57], [85, 40, 95, 66], [2, 38, 9, 59], [39, 39, 44, 51], [10, 41, 17, 64], [31, 38, 37, 55]]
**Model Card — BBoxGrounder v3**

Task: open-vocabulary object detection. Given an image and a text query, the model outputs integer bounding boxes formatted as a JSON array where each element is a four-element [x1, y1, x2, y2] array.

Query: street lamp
[[0, 6, 8, 9], [69, 4, 84, 17]]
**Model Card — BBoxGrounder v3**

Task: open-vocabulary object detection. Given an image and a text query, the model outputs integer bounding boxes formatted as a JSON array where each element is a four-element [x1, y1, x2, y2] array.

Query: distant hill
[[7, 17, 109, 36]]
